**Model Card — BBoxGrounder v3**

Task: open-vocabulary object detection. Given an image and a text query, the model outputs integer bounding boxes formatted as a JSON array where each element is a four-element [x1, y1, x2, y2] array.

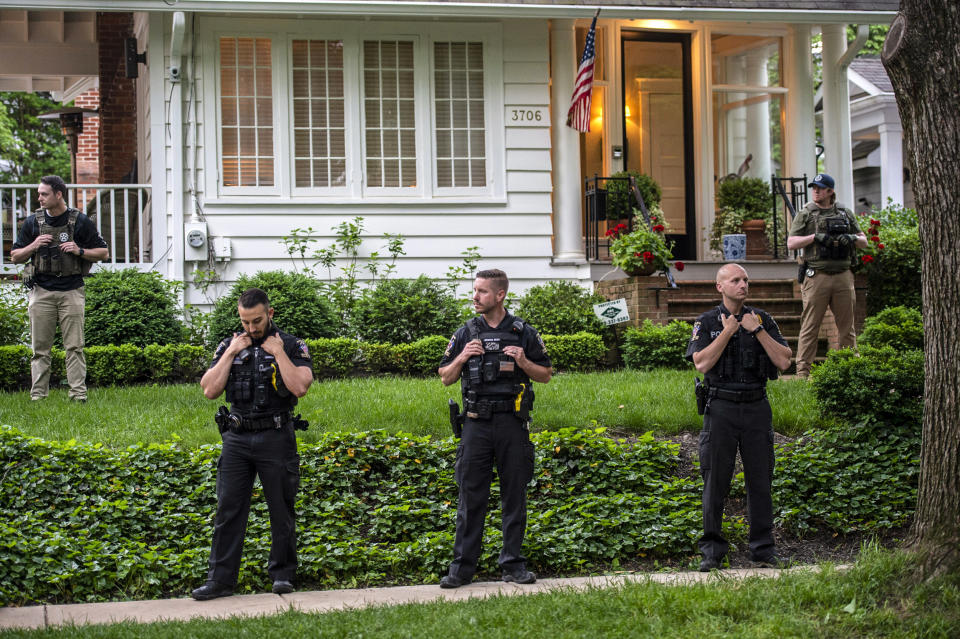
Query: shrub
[[514, 281, 608, 336], [710, 177, 774, 252], [865, 225, 921, 314], [85, 344, 144, 386], [351, 276, 464, 344], [810, 346, 923, 428], [605, 170, 662, 219], [541, 332, 606, 372], [305, 337, 361, 378], [410, 335, 450, 375], [622, 320, 693, 370], [0, 284, 28, 346], [0, 345, 30, 389], [83, 269, 183, 347], [207, 271, 338, 348], [859, 306, 923, 351]]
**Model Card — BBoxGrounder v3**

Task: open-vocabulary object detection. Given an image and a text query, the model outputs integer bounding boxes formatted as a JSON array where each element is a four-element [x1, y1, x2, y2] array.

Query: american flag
[[566, 11, 599, 133]]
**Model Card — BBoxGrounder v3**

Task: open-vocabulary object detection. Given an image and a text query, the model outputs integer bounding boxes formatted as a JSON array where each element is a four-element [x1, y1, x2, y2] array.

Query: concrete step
[[667, 297, 803, 316]]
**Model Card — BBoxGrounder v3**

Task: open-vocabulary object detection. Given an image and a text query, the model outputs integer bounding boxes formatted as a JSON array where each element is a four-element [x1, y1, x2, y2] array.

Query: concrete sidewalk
[[0, 567, 813, 631]]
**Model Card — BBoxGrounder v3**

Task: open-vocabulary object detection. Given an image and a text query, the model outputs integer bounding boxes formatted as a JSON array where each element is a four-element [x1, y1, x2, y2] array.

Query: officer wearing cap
[[191, 288, 313, 601], [687, 264, 793, 571], [787, 174, 868, 378], [437, 269, 551, 589]]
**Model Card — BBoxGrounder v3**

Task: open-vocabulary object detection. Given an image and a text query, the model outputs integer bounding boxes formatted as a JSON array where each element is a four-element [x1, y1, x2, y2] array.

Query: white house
[[0, 1, 897, 304]]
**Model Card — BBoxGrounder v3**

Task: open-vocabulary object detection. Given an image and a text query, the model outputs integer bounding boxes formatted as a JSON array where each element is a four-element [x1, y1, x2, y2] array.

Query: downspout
[[837, 25, 870, 69], [168, 11, 186, 285]]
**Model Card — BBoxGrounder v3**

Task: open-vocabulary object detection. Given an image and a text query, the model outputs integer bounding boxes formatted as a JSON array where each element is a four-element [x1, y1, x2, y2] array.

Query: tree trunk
[[882, 0, 960, 578]]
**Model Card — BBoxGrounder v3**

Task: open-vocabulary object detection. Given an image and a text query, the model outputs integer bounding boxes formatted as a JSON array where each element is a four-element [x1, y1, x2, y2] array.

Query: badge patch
[[537, 334, 547, 355], [483, 338, 501, 352], [214, 339, 228, 359], [691, 321, 701, 342], [59, 232, 69, 243], [444, 335, 456, 357], [297, 339, 310, 359]]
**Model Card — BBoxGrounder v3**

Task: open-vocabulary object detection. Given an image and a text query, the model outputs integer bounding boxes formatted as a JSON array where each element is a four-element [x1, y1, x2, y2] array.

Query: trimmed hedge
[[0, 333, 607, 390], [0, 426, 698, 605], [622, 320, 693, 370]]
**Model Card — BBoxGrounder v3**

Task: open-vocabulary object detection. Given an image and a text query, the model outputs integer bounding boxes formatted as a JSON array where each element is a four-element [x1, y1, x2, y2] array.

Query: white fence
[[1, 184, 152, 270]]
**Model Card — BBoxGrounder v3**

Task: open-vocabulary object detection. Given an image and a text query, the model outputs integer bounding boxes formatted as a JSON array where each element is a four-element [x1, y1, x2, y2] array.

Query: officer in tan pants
[[787, 174, 868, 378]]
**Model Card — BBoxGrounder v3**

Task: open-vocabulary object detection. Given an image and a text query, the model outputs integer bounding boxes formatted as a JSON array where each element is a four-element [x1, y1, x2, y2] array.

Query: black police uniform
[[685, 304, 786, 564], [440, 313, 550, 581], [205, 323, 311, 587]]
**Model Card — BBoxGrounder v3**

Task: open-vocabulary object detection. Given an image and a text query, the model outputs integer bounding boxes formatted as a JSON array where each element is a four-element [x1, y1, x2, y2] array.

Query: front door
[[621, 32, 695, 259]]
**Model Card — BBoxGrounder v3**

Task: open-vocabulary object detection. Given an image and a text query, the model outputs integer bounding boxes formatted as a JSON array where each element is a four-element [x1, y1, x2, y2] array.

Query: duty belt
[[236, 412, 291, 431], [465, 398, 516, 419], [707, 387, 767, 403]]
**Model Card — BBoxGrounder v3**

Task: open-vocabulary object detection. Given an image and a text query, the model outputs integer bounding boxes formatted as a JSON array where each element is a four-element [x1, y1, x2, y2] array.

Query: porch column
[[820, 24, 855, 207], [550, 18, 586, 263], [745, 49, 771, 180], [784, 24, 817, 182], [878, 122, 904, 206]]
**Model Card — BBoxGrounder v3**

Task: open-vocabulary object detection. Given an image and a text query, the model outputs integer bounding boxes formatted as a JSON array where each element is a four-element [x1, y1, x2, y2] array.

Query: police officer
[[438, 269, 551, 588], [191, 288, 313, 600], [687, 264, 793, 571], [787, 173, 868, 378]]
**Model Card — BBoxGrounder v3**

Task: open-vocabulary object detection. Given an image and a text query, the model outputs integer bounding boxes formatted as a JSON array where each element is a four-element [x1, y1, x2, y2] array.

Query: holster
[[797, 261, 807, 284], [695, 377, 708, 416], [214, 405, 233, 434], [292, 413, 309, 431], [448, 399, 464, 438]]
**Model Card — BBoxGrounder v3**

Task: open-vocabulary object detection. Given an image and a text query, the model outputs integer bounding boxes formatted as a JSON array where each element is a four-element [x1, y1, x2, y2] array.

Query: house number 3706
[[506, 107, 548, 126]]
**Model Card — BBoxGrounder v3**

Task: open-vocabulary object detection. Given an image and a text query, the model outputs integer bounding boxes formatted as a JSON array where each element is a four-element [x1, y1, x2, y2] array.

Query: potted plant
[[605, 170, 662, 221], [609, 207, 677, 276], [709, 177, 773, 258]]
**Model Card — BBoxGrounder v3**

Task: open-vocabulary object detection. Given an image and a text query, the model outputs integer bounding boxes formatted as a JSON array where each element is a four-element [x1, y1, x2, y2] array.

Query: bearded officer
[[687, 264, 792, 571], [438, 269, 551, 588], [192, 288, 313, 600]]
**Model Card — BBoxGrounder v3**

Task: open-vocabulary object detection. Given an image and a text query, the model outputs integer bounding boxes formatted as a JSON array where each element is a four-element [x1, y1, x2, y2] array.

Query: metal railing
[[584, 175, 637, 261], [770, 175, 807, 259], [1, 184, 152, 269]]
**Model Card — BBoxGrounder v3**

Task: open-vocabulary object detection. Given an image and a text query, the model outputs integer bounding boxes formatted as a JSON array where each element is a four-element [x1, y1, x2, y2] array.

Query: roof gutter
[[4, 1, 897, 24]]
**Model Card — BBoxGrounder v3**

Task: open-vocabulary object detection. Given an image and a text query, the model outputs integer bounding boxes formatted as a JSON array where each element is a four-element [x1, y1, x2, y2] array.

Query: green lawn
[[0, 371, 822, 448], [3, 549, 957, 638]]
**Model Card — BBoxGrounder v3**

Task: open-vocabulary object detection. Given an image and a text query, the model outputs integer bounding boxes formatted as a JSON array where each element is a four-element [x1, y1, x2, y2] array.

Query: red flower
[[862, 255, 875, 264], [605, 228, 616, 237], [674, 261, 685, 271], [870, 219, 880, 226], [870, 227, 879, 236], [634, 252, 643, 257], [870, 235, 881, 243], [642, 251, 654, 264], [878, 243, 885, 249], [652, 224, 665, 232], [616, 223, 628, 231]]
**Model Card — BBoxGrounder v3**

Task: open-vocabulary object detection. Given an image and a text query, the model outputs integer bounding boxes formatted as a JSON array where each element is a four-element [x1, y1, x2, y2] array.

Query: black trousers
[[698, 397, 775, 561], [207, 425, 300, 586], [447, 413, 535, 580]]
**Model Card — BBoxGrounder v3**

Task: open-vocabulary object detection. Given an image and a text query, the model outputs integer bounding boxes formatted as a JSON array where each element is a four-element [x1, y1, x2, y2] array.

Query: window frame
[[200, 18, 504, 202]]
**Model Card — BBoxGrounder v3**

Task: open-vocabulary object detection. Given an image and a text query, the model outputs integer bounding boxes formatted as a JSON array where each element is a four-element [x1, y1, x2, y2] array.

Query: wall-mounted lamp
[[38, 107, 99, 184], [624, 105, 632, 118], [125, 37, 147, 79]]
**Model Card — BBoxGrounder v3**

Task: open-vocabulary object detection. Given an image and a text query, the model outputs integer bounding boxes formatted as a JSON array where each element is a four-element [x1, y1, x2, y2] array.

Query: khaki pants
[[28, 285, 86, 400], [796, 269, 856, 377]]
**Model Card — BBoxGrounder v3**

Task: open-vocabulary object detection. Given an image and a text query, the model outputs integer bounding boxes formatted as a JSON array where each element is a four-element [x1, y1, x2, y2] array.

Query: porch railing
[[770, 175, 807, 259], [1, 184, 152, 270], [584, 175, 637, 261]]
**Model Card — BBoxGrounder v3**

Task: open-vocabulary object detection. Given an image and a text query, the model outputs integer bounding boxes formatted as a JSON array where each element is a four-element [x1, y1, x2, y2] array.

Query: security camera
[[170, 66, 181, 81]]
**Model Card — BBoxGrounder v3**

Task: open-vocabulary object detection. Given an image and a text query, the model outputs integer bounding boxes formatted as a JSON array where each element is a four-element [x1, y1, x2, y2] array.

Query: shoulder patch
[[444, 334, 456, 358], [296, 339, 310, 359], [691, 321, 701, 342], [214, 339, 229, 359], [537, 333, 547, 355]]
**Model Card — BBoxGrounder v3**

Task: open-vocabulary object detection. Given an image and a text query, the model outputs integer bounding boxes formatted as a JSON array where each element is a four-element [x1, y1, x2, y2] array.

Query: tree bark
[[882, 0, 960, 578]]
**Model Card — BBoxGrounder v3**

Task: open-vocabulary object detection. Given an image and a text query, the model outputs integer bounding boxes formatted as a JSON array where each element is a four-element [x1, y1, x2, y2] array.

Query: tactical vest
[[460, 316, 535, 418], [801, 202, 857, 271], [224, 335, 295, 417], [32, 209, 91, 277], [705, 306, 779, 388]]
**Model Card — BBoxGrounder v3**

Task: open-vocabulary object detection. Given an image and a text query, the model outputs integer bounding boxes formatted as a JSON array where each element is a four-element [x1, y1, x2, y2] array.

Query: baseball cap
[[809, 173, 835, 189]]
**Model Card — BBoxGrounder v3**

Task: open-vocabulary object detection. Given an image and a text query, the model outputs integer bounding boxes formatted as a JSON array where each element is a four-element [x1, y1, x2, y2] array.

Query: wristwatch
[[749, 325, 764, 336], [78, 248, 85, 257]]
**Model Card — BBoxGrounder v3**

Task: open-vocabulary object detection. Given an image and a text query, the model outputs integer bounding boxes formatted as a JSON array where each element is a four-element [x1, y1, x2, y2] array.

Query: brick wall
[[97, 13, 138, 184], [73, 90, 100, 184]]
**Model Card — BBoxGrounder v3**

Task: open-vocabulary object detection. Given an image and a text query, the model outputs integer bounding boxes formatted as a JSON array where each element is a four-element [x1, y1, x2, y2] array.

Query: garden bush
[[514, 281, 609, 337], [622, 320, 693, 370], [350, 276, 464, 344], [0, 283, 28, 346], [541, 332, 606, 372], [859, 306, 923, 352], [0, 426, 698, 605], [207, 271, 339, 348], [859, 203, 921, 314], [83, 269, 183, 347], [605, 170, 662, 219], [810, 346, 923, 428]]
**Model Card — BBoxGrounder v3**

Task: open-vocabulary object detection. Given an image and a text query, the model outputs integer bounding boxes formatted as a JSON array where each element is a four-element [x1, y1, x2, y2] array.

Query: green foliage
[[609, 218, 674, 274], [622, 320, 693, 370], [810, 346, 923, 427], [0, 283, 28, 346], [351, 276, 464, 344], [859, 306, 923, 352], [0, 343, 209, 390], [540, 332, 606, 372], [710, 177, 774, 252], [858, 203, 921, 314], [207, 271, 338, 348], [605, 170, 662, 220], [83, 269, 184, 347], [775, 426, 919, 535], [0, 426, 699, 605], [0, 92, 71, 184], [514, 281, 607, 336]]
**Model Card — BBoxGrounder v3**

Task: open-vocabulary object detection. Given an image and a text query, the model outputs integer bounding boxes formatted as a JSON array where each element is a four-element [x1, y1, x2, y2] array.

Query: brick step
[[666, 297, 803, 316], [659, 279, 796, 298]]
